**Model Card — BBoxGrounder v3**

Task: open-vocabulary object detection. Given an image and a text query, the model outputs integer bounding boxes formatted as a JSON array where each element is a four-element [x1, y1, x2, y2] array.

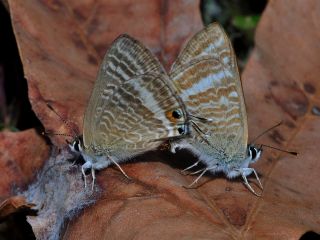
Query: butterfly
[[168, 23, 263, 196], [69, 35, 189, 189]]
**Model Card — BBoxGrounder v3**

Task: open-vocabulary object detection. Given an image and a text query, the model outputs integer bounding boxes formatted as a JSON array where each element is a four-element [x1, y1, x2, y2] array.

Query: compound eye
[[73, 140, 80, 152], [250, 146, 257, 160]]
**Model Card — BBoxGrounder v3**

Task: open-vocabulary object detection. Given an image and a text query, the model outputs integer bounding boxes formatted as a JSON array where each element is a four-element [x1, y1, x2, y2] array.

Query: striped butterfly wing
[[83, 35, 187, 158], [170, 23, 248, 161]]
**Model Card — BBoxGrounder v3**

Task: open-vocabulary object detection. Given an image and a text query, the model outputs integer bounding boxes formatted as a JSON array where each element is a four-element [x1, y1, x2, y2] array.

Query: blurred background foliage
[[201, 0, 267, 69], [0, 3, 40, 132]]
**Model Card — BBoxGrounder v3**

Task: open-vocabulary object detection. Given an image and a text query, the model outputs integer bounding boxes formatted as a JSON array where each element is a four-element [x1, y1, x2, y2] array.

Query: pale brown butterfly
[[68, 35, 189, 189], [169, 23, 264, 196]]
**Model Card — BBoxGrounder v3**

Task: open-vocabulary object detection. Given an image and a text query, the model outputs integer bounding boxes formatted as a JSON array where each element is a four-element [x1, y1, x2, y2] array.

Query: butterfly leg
[[189, 167, 206, 175], [81, 165, 87, 189], [240, 168, 263, 197], [250, 168, 263, 190], [109, 156, 131, 179], [91, 168, 96, 191], [184, 165, 217, 188], [181, 160, 201, 175], [81, 161, 92, 189], [71, 154, 80, 166], [186, 168, 208, 188]]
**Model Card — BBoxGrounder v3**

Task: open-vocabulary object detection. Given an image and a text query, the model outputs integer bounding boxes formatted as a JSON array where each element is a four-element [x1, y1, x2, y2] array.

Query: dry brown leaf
[[0, 196, 36, 220], [240, 0, 320, 237], [8, 0, 202, 147], [0, 196, 37, 239], [3, 0, 320, 239], [0, 129, 49, 197]]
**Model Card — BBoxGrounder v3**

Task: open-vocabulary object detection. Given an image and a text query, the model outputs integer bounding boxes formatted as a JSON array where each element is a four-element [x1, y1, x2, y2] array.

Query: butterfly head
[[68, 136, 84, 154], [247, 144, 262, 164]]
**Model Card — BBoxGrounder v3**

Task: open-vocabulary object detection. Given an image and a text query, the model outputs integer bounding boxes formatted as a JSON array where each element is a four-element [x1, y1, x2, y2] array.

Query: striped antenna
[[250, 121, 297, 156], [45, 102, 78, 139], [250, 121, 283, 144], [260, 144, 298, 156]]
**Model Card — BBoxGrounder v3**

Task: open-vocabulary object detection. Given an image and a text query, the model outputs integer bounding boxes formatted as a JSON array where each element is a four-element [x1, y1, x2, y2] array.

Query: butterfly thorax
[[174, 138, 261, 178], [190, 132, 247, 163], [223, 145, 262, 178]]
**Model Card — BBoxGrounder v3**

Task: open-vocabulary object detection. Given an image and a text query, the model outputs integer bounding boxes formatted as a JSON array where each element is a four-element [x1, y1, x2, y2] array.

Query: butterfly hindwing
[[83, 35, 187, 158], [170, 23, 248, 162]]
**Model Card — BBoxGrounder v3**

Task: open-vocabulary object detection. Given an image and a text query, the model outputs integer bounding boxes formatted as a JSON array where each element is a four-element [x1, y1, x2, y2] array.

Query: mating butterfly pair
[[68, 23, 263, 196]]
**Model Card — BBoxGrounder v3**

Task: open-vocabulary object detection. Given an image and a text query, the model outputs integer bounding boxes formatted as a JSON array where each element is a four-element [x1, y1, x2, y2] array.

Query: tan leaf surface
[[0, 129, 49, 197], [5, 0, 320, 239]]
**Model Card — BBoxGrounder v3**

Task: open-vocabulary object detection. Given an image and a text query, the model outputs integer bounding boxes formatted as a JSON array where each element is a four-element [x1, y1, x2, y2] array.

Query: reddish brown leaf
[[5, 0, 320, 239], [240, 0, 320, 237], [0, 196, 36, 239], [8, 0, 202, 147], [0, 129, 49, 197], [0, 196, 35, 220]]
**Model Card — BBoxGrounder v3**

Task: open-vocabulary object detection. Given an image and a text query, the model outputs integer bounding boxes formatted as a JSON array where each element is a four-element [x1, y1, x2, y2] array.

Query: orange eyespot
[[166, 109, 182, 123]]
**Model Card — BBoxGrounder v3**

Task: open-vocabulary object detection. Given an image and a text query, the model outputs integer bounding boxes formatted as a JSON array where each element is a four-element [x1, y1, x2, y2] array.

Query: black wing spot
[[172, 109, 182, 119], [178, 127, 184, 134]]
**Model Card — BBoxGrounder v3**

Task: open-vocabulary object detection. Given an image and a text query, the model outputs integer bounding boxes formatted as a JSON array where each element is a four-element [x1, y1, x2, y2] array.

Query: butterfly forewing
[[83, 35, 187, 158], [171, 23, 236, 71], [170, 23, 248, 161]]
